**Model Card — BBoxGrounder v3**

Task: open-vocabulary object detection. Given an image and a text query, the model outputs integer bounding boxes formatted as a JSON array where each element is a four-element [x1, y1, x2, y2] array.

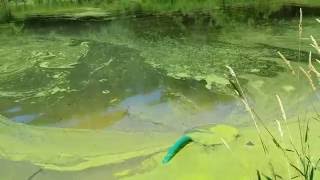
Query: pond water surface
[[1, 6, 320, 179]]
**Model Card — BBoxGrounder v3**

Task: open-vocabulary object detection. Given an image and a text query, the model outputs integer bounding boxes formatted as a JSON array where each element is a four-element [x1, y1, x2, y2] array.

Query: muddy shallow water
[[1, 8, 320, 179]]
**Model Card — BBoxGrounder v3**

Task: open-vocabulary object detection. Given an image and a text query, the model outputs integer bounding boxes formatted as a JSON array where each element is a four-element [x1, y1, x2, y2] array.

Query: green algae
[[0, 34, 87, 101], [0, 114, 179, 171], [123, 120, 320, 180], [188, 124, 239, 145], [0, 14, 311, 103], [1, 9, 320, 180], [3, 108, 320, 180], [140, 37, 285, 94], [0, 32, 153, 104], [162, 124, 239, 164], [0, 13, 317, 125], [19, 12, 315, 97], [2, 117, 320, 179]]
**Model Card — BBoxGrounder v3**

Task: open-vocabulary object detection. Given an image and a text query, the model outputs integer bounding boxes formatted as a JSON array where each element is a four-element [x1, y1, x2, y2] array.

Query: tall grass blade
[[290, 163, 304, 177], [299, 66, 316, 91], [278, 51, 296, 75], [309, 168, 314, 180], [257, 170, 262, 180]]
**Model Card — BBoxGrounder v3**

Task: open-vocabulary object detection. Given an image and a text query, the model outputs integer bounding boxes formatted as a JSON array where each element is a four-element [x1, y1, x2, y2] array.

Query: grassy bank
[[1, 0, 320, 22], [0, 0, 11, 22]]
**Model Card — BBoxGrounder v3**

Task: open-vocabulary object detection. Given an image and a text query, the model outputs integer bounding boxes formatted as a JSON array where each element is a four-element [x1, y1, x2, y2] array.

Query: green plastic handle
[[162, 135, 192, 164]]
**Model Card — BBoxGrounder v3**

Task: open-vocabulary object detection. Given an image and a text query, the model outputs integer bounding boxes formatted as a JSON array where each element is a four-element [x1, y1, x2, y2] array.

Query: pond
[[1, 4, 320, 179]]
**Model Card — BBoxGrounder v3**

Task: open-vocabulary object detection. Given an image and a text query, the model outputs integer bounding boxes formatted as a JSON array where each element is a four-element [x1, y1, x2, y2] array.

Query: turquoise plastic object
[[162, 135, 193, 164]]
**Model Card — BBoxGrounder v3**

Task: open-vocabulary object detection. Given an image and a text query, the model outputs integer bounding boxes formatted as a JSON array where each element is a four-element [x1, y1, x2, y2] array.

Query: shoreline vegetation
[[0, 0, 11, 22], [1, 0, 320, 23], [224, 8, 320, 179]]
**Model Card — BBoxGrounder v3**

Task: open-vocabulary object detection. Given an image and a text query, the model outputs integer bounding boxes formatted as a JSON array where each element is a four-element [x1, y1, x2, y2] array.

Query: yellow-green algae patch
[[1, 113, 320, 179], [188, 124, 239, 145], [123, 121, 320, 180], [0, 114, 179, 171]]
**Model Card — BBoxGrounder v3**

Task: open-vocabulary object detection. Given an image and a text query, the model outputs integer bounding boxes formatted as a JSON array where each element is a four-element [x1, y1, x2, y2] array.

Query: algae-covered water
[[1, 3, 320, 180]]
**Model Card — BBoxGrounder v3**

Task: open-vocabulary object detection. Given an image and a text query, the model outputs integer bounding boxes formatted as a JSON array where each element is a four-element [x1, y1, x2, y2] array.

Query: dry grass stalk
[[226, 65, 262, 133], [276, 94, 293, 142], [310, 35, 320, 54], [316, 18, 320, 23], [299, 66, 316, 91], [221, 138, 231, 151], [299, 8, 303, 34], [308, 52, 320, 77], [298, 8, 303, 63], [276, 94, 287, 121], [226, 67, 298, 178], [275, 119, 284, 138], [277, 51, 296, 75]]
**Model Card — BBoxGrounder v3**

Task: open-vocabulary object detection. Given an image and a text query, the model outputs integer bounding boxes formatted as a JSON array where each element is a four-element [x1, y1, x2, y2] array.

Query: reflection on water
[[5, 106, 21, 113], [1, 13, 319, 131], [13, 114, 39, 123]]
